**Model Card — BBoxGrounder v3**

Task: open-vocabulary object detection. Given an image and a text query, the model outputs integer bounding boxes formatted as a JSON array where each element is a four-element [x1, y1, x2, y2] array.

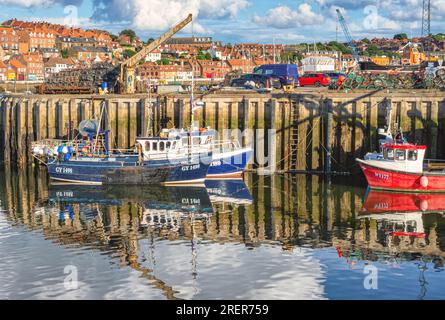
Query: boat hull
[[207, 148, 252, 179], [358, 161, 445, 192], [47, 154, 212, 186]]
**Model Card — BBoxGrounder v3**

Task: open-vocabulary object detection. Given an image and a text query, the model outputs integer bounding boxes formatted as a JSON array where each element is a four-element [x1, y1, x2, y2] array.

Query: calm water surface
[[0, 167, 444, 300]]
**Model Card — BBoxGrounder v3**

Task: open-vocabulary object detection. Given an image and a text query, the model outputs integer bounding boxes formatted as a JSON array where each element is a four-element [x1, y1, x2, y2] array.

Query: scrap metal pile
[[331, 68, 445, 90], [38, 63, 120, 94]]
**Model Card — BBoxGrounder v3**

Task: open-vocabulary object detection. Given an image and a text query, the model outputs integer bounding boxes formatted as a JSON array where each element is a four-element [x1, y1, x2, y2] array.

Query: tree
[[123, 49, 136, 59], [361, 38, 371, 44], [196, 49, 208, 60], [147, 37, 155, 45], [61, 49, 69, 59], [394, 33, 408, 40], [159, 58, 170, 65], [364, 44, 380, 56], [120, 29, 137, 41], [433, 33, 445, 41]]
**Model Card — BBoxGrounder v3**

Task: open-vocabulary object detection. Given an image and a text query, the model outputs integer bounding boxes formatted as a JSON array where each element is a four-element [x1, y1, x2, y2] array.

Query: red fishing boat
[[357, 141, 445, 193]]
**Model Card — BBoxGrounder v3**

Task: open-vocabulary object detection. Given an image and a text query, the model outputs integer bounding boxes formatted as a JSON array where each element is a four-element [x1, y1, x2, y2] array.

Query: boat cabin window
[[395, 149, 406, 161], [166, 141, 171, 150], [152, 142, 158, 151], [408, 150, 418, 161], [145, 142, 150, 152], [193, 137, 200, 146], [160, 141, 165, 152], [384, 148, 394, 160]]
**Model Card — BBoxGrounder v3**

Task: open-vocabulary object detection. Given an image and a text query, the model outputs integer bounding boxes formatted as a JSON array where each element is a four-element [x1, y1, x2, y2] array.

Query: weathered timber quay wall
[[2, 90, 445, 173]]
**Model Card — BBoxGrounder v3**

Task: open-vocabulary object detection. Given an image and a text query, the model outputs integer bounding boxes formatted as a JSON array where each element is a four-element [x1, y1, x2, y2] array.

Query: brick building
[[227, 59, 256, 73], [18, 53, 44, 80], [0, 26, 19, 54], [196, 60, 230, 79]]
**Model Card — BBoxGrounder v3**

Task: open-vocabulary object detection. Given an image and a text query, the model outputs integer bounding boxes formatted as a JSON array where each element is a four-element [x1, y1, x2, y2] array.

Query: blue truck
[[254, 64, 299, 87]]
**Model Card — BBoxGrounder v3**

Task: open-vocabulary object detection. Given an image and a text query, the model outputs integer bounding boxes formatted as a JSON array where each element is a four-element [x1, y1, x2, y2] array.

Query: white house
[[145, 49, 162, 63], [44, 57, 75, 78]]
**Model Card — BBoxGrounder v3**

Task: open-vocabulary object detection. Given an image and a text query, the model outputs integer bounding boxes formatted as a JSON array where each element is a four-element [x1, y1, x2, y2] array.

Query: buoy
[[420, 176, 429, 188], [420, 200, 429, 212], [57, 146, 64, 154]]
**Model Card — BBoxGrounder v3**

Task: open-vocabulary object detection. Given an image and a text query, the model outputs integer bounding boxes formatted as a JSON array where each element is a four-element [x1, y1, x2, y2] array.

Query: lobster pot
[[302, 56, 336, 73]]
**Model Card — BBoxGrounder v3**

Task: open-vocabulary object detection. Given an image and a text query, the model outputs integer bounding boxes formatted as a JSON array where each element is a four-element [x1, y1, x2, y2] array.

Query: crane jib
[[120, 14, 193, 92]]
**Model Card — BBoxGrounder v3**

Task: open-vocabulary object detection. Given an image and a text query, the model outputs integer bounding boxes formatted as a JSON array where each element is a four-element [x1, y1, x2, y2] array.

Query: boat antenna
[[146, 78, 152, 136], [191, 18, 195, 129]]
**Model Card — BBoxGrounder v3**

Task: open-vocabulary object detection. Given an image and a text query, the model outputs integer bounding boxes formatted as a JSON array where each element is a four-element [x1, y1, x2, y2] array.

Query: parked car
[[230, 74, 281, 89], [254, 64, 299, 86], [325, 72, 347, 82], [298, 73, 332, 87]]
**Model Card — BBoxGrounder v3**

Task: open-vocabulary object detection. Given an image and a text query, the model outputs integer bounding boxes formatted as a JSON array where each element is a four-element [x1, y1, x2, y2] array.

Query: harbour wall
[[2, 89, 445, 173]]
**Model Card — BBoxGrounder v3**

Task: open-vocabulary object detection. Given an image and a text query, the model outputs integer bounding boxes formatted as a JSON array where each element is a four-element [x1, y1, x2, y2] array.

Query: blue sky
[[1, 0, 444, 44]]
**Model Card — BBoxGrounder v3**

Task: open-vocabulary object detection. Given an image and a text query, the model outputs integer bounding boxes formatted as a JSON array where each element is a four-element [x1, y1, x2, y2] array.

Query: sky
[[0, 0, 444, 44]]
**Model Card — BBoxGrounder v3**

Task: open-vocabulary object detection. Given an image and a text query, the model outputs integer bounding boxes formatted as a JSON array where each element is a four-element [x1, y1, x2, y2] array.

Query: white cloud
[[91, 0, 249, 32], [0, 0, 81, 7], [252, 3, 324, 29]]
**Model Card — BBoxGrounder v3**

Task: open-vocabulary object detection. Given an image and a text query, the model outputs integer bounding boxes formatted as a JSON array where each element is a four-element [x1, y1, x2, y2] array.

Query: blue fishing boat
[[32, 119, 212, 186], [145, 126, 253, 179]]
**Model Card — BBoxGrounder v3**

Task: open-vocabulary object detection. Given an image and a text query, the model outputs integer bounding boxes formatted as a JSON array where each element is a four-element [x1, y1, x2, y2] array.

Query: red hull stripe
[[382, 143, 427, 150], [360, 163, 445, 192]]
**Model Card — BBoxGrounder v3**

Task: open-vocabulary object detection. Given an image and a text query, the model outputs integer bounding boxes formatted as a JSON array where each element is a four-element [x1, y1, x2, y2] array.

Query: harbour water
[[0, 166, 445, 300]]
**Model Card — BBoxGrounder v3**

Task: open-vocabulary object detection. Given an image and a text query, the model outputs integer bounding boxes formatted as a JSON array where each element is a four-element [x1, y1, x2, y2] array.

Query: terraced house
[[0, 26, 19, 54]]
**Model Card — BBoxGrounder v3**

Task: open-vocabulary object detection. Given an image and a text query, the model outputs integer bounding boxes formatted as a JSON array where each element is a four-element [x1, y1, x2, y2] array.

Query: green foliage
[[119, 29, 137, 42], [61, 49, 69, 59], [433, 33, 445, 41], [281, 51, 302, 63], [147, 37, 155, 45], [394, 33, 408, 40], [196, 49, 212, 60], [158, 58, 170, 66], [123, 49, 136, 59]]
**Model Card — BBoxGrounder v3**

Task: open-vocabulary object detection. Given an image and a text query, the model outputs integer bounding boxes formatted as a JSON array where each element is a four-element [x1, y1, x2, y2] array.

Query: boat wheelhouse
[[357, 142, 445, 192], [137, 126, 252, 179]]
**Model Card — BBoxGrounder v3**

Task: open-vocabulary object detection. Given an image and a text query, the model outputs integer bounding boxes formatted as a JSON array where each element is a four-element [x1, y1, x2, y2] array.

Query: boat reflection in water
[[205, 179, 253, 206], [345, 190, 445, 299], [48, 179, 254, 230], [49, 184, 214, 226], [359, 190, 445, 239]]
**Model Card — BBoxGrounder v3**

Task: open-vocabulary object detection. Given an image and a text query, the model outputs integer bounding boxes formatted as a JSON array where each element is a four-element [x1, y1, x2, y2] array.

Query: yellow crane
[[119, 14, 193, 94]]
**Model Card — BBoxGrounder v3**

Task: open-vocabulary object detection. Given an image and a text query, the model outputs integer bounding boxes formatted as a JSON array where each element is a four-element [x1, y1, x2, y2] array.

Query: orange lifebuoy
[[199, 128, 207, 133]]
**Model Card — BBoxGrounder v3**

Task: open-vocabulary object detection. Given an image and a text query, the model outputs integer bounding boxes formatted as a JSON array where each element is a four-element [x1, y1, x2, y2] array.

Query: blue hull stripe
[[208, 150, 252, 177]]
